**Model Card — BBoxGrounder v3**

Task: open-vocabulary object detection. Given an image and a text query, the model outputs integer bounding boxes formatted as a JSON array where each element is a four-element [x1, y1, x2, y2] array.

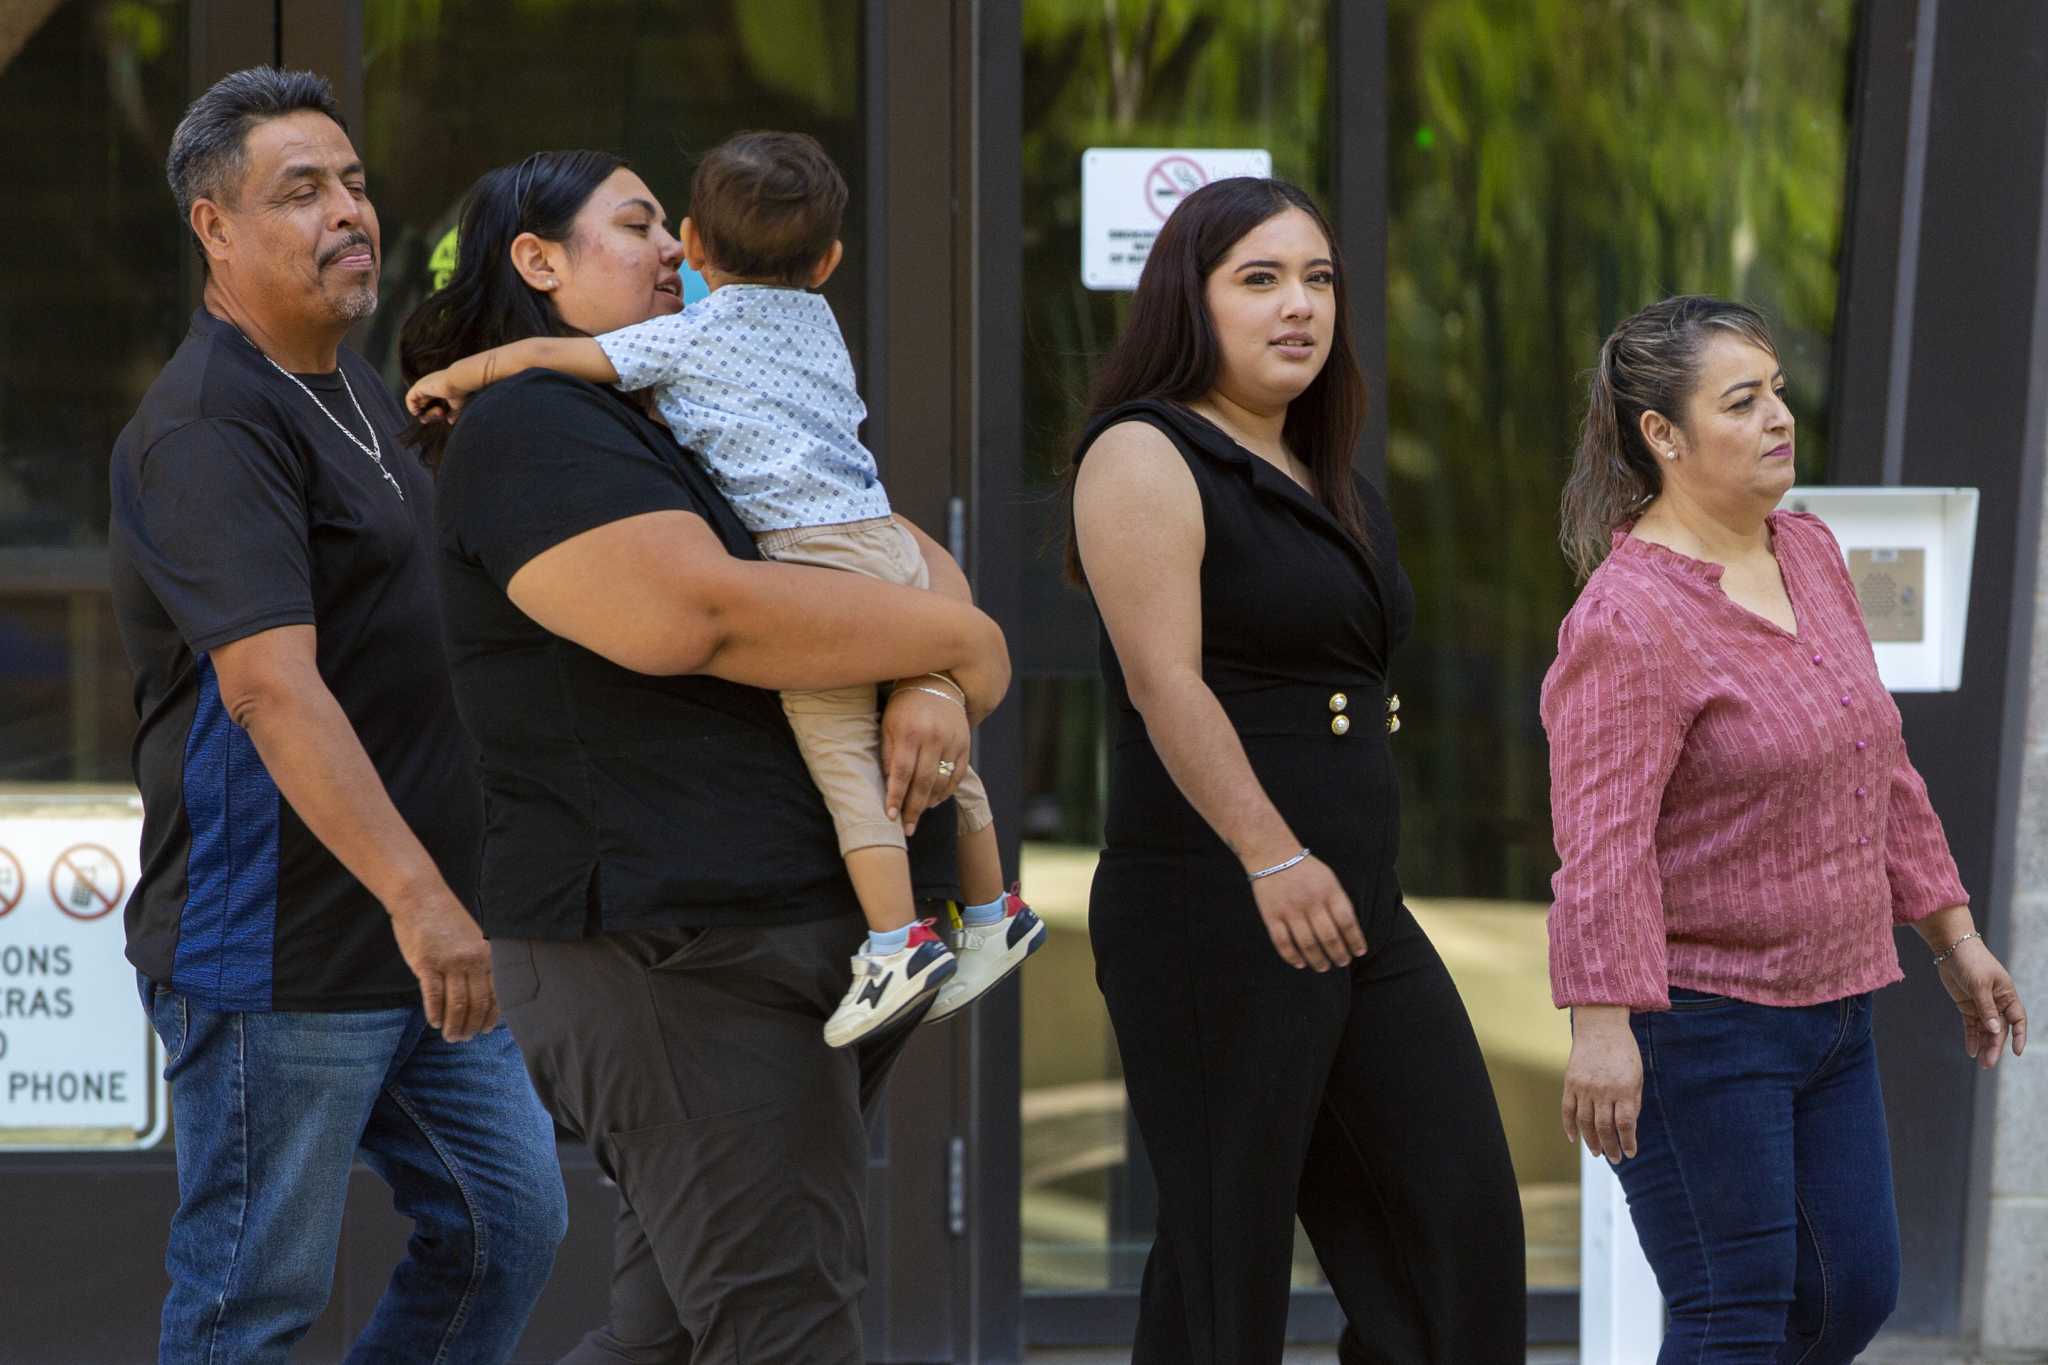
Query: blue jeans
[[1614, 989, 1900, 1364], [142, 975, 567, 1365]]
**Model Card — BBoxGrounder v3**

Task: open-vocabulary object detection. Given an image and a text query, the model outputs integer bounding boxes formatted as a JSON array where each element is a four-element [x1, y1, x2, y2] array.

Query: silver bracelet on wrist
[[900, 684, 966, 711], [1248, 848, 1311, 881], [1932, 930, 1982, 966]]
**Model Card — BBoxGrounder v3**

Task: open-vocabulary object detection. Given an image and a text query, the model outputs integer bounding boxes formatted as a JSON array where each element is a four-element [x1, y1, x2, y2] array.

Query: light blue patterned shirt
[[595, 284, 891, 532]]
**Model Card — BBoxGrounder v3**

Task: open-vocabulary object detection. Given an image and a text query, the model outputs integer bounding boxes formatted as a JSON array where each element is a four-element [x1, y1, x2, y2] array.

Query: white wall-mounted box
[[1778, 485, 1979, 692]]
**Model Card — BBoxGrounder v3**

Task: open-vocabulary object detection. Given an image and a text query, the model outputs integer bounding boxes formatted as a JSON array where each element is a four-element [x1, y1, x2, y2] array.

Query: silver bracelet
[[1932, 930, 1982, 966], [1248, 848, 1311, 881], [900, 684, 966, 711]]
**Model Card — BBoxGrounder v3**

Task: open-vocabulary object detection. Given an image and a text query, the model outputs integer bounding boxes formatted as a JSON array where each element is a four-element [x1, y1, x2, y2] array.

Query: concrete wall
[[1973, 451, 2048, 1352]]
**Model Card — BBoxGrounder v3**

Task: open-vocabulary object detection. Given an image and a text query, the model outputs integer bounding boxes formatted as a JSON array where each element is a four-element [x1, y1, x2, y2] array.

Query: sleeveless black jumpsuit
[[1077, 400, 1527, 1364]]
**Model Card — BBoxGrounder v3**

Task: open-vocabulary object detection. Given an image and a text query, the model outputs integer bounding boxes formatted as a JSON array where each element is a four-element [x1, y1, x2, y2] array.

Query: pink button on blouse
[[1541, 511, 1967, 1010]]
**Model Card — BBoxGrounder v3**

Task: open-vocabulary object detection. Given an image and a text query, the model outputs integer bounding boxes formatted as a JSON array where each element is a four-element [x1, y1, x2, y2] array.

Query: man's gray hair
[[166, 67, 346, 261]]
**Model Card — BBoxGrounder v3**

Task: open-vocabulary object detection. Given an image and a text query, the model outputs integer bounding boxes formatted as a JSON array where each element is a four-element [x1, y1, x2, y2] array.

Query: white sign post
[[1579, 1146, 1664, 1363], [0, 793, 165, 1150], [1081, 147, 1272, 290]]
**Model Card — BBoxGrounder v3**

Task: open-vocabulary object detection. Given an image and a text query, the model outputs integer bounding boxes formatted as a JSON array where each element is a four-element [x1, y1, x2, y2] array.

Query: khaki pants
[[755, 516, 993, 854]]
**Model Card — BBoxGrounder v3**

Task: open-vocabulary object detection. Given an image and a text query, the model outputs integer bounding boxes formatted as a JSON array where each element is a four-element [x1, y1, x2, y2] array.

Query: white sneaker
[[824, 919, 956, 1049], [926, 890, 1047, 1024]]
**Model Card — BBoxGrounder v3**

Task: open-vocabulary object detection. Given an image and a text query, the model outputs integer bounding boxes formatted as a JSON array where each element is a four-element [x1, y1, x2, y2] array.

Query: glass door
[[352, 6, 985, 1360], [0, 0, 195, 788], [1010, 0, 1866, 1349], [355, 1, 868, 392], [1011, 0, 1344, 1335], [1380, 0, 1861, 1302]]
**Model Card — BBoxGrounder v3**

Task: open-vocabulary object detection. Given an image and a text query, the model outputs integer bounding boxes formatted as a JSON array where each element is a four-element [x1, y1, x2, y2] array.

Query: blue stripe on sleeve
[[173, 655, 278, 1010]]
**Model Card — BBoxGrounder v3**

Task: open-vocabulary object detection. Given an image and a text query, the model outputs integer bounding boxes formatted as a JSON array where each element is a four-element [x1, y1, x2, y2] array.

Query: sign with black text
[[1081, 147, 1273, 290], [0, 796, 164, 1149]]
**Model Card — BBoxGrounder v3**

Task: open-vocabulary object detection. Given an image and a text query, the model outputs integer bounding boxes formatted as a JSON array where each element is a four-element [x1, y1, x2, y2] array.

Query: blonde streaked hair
[[1561, 295, 1777, 580]]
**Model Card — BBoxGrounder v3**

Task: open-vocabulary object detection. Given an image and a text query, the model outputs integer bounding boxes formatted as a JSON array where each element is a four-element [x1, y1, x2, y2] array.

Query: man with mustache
[[107, 68, 562, 1364]]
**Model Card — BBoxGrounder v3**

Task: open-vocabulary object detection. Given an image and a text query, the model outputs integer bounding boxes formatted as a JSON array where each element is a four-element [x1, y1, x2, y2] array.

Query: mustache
[[319, 233, 375, 267]]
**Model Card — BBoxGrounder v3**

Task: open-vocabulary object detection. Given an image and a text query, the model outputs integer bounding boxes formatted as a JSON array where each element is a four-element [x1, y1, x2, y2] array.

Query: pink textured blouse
[[1542, 511, 1967, 1010]]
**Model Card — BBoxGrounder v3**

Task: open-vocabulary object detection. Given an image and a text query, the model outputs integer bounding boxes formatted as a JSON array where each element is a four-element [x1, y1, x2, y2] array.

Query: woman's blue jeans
[[1614, 989, 1901, 1364], [142, 976, 567, 1365]]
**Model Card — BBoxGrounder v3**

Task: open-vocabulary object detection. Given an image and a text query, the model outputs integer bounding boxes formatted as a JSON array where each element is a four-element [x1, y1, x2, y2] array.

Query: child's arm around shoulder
[[405, 336, 620, 424], [589, 307, 711, 396]]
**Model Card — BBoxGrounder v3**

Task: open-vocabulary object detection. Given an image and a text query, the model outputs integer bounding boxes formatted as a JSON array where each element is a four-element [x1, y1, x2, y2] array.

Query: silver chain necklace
[[251, 345, 406, 502]]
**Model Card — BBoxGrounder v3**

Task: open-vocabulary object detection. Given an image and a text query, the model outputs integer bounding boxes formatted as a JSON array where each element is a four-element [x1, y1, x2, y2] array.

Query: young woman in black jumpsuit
[[1068, 178, 1525, 1363]]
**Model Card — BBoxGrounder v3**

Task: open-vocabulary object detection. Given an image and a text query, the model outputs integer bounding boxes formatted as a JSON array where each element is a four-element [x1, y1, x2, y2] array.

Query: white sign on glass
[[0, 794, 166, 1149], [1081, 147, 1272, 290], [1778, 486, 1979, 692]]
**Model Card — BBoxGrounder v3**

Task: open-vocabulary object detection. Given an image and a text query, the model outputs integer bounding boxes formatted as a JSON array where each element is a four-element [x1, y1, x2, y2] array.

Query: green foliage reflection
[[1017, 1, 1329, 848], [1019, 0, 1330, 489], [357, 0, 861, 386], [1385, 0, 1856, 898], [1020, 1, 1860, 902]]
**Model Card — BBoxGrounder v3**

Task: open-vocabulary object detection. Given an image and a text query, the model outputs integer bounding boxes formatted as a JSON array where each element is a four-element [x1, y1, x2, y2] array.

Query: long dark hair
[[1060, 176, 1370, 584], [398, 149, 626, 467], [1561, 294, 1777, 580]]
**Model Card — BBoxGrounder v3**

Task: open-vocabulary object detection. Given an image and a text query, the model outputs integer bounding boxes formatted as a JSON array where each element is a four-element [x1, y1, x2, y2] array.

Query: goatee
[[335, 285, 378, 323]]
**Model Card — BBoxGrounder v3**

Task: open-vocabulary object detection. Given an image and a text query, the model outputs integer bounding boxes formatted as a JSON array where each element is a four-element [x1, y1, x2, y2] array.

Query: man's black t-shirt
[[108, 309, 480, 1012], [436, 370, 955, 939]]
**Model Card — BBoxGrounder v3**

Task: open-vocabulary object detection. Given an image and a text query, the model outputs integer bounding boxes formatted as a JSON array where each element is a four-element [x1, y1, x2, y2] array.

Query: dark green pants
[[492, 914, 920, 1365]]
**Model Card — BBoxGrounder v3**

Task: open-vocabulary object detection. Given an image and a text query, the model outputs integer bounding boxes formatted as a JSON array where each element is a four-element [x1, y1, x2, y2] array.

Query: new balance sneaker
[[824, 919, 958, 1049], [926, 890, 1048, 1024]]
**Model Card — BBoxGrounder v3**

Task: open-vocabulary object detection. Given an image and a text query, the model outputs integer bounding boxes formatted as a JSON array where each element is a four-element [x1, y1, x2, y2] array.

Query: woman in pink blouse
[[1543, 295, 2029, 1363]]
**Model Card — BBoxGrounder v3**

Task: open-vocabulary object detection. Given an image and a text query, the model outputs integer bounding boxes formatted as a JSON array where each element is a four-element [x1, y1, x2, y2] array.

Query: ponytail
[[1558, 295, 1777, 580]]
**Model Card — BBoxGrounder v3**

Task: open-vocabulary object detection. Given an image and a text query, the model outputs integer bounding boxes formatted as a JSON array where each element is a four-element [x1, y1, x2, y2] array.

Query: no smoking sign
[[1143, 154, 1210, 221], [1081, 146, 1273, 291]]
